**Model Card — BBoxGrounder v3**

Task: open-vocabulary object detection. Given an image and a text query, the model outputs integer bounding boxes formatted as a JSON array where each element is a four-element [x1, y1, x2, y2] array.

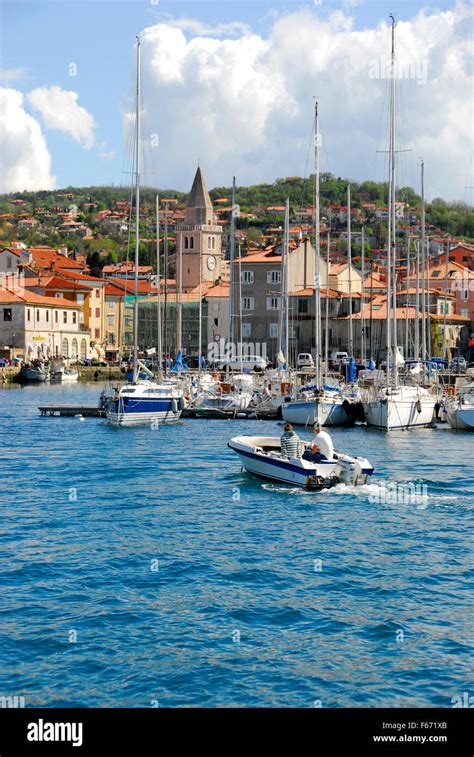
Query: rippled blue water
[[0, 382, 472, 708]]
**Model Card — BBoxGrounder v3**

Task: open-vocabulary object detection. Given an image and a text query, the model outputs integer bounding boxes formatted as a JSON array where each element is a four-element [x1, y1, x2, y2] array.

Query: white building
[[0, 286, 90, 361]]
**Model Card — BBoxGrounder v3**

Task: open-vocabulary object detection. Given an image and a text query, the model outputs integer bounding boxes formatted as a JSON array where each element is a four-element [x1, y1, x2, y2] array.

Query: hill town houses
[[0, 166, 472, 364]]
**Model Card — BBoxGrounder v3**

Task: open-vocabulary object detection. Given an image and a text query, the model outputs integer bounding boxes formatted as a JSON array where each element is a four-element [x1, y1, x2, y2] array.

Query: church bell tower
[[176, 166, 223, 292]]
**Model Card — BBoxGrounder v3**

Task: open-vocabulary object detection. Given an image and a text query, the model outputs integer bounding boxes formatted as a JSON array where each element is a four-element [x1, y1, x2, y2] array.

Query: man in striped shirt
[[280, 422, 301, 459]]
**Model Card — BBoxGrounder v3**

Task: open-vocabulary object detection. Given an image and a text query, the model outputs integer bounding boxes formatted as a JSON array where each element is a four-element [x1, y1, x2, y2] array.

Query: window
[[55, 311, 58, 323], [77, 294, 84, 304], [184, 237, 189, 250], [107, 333, 115, 345], [3, 308, 12, 321], [242, 297, 255, 311], [27, 309, 31, 322], [107, 315, 115, 326], [298, 299, 308, 314], [95, 290, 100, 297], [72, 312, 77, 324], [461, 308, 468, 318], [37, 309, 40, 321], [461, 290, 468, 300], [242, 322, 252, 337], [95, 308, 100, 317], [214, 317, 219, 326], [269, 323, 278, 338], [46, 311, 49, 322], [267, 270, 281, 284], [63, 311, 67, 323], [95, 328, 100, 339], [241, 270, 254, 284], [190, 236, 194, 250], [6, 256, 12, 270], [266, 296, 281, 310], [208, 236, 212, 249], [212, 237, 216, 250]]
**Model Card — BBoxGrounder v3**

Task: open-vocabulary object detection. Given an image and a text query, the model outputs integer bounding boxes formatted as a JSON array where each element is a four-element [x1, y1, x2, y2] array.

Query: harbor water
[[1, 383, 472, 707]]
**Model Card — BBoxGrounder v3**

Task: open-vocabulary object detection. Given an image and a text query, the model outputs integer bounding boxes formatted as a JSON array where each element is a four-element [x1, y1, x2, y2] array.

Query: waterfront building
[[0, 286, 90, 361]]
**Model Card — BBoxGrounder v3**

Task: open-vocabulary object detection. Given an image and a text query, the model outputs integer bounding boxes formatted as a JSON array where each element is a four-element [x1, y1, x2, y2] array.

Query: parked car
[[214, 355, 269, 372], [329, 351, 349, 368], [296, 353, 314, 369], [450, 356, 467, 373]]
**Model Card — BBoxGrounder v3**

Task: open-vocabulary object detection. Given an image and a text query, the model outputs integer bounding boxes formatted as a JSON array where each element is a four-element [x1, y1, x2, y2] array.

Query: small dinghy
[[228, 435, 374, 490]]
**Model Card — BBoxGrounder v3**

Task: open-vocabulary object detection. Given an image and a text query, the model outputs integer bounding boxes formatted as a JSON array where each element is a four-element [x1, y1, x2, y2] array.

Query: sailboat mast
[[284, 198, 290, 368], [314, 100, 321, 386], [229, 176, 236, 349], [325, 230, 330, 373], [198, 228, 202, 375], [132, 36, 141, 384], [347, 184, 353, 357], [415, 238, 420, 358], [385, 16, 396, 386], [361, 226, 365, 362], [176, 235, 182, 355], [420, 159, 426, 361], [156, 194, 162, 377], [405, 237, 410, 359]]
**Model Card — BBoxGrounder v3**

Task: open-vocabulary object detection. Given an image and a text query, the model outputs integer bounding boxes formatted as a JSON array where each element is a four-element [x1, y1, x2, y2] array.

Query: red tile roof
[[0, 286, 79, 308]]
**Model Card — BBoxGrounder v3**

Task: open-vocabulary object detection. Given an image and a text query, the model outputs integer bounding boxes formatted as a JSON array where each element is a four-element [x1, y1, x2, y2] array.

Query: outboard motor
[[335, 458, 365, 486]]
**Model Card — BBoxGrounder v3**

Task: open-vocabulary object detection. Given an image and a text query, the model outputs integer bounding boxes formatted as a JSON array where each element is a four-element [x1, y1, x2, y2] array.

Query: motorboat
[[105, 379, 185, 426], [50, 359, 79, 382], [18, 361, 50, 382], [446, 383, 474, 430], [228, 435, 374, 490]]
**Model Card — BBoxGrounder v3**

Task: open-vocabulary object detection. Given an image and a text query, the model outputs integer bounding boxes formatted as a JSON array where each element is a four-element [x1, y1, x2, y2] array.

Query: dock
[[39, 405, 105, 417]]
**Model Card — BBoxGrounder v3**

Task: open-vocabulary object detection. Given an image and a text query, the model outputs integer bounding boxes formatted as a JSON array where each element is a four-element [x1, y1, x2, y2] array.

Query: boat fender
[[178, 397, 186, 411], [416, 399, 422, 414], [171, 399, 178, 414]]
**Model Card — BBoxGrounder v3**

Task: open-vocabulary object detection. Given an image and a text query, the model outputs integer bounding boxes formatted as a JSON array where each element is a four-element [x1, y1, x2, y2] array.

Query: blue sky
[[1, 0, 471, 199]]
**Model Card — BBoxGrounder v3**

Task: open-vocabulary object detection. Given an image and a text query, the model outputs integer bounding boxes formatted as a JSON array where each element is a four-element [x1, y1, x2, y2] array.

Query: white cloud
[[133, 2, 473, 201], [27, 85, 96, 149], [0, 68, 28, 84], [158, 16, 251, 38], [0, 87, 56, 193]]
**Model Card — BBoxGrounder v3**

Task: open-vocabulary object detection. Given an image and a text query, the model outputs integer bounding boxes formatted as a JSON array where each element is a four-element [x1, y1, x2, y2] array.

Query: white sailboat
[[105, 36, 184, 427], [282, 101, 355, 427], [362, 16, 435, 431]]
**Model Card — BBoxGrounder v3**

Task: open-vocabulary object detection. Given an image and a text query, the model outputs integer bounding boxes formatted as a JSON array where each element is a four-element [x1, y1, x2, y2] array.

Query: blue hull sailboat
[[105, 36, 184, 427]]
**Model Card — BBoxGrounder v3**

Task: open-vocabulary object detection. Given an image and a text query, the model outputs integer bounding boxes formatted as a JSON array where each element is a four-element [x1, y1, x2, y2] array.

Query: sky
[[0, 0, 473, 201]]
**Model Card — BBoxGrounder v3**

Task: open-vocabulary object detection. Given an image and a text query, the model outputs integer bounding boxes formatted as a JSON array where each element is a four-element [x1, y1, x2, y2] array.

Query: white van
[[215, 355, 269, 372], [297, 353, 314, 369]]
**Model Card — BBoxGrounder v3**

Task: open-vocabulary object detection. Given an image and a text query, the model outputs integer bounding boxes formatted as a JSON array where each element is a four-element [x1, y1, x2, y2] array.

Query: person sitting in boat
[[280, 423, 301, 459], [303, 422, 334, 461]]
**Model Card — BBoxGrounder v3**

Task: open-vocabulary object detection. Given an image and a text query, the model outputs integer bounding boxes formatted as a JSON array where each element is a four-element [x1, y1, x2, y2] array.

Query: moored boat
[[446, 383, 474, 430]]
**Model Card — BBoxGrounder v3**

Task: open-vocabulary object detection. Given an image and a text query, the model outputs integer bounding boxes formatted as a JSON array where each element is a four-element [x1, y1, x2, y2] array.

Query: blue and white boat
[[104, 37, 185, 427], [105, 375, 185, 427], [228, 435, 373, 489]]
